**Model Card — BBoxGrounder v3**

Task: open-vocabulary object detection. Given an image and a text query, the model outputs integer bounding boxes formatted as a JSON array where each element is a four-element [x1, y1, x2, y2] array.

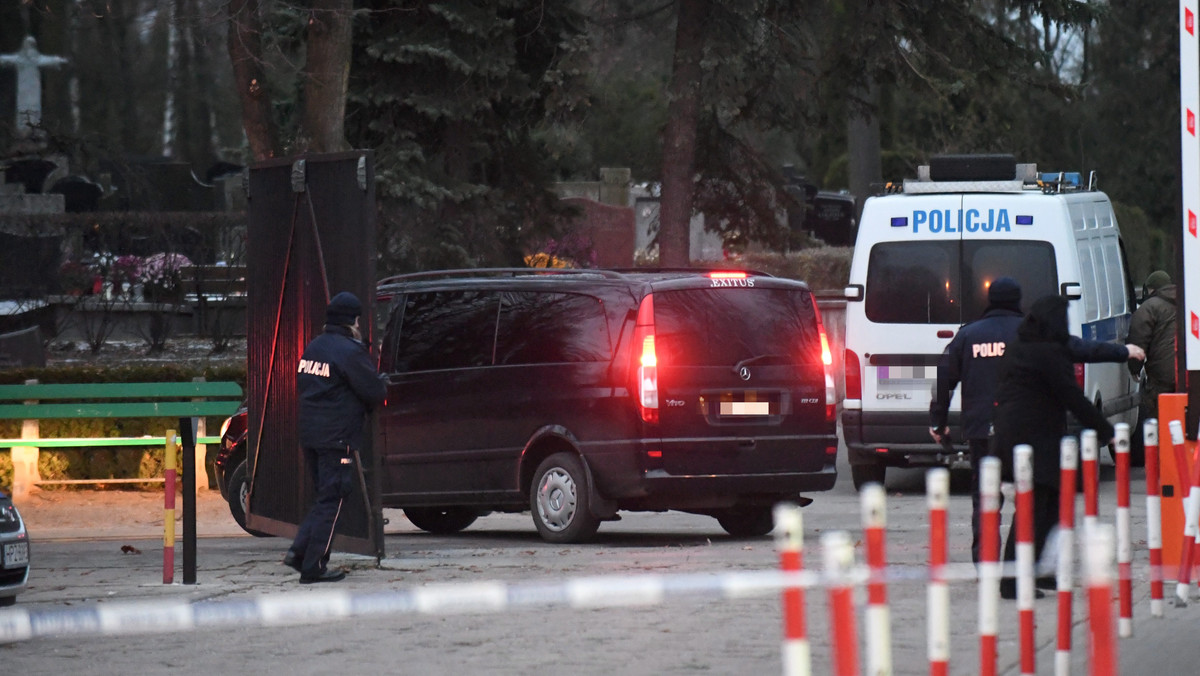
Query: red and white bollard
[[1015, 444, 1037, 676], [823, 530, 860, 676], [860, 484, 891, 676], [1055, 436, 1078, 676], [978, 456, 1002, 676], [1114, 423, 1133, 638], [1081, 429, 1100, 534], [926, 468, 950, 676], [773, 503, 810, 676], [1084, 524, 1117, 676], [1168, 419, 1198, 606], [1143, 418, 1164, 617]]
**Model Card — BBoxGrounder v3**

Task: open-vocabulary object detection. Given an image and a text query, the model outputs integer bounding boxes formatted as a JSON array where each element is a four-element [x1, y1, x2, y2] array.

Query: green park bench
[[0, 380, 243, 495]]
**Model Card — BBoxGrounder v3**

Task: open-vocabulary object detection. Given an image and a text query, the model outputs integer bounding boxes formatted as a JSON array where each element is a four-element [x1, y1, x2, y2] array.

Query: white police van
[[840, 154, 1139, 489]]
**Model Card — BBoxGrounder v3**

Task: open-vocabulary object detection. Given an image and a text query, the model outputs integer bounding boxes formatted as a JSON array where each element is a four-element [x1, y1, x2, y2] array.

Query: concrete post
[[192, 376, 208, 492], [11, 378, 41, 500]]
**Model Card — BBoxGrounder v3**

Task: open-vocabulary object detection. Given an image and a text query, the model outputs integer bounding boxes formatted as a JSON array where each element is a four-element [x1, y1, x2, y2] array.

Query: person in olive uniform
[[992, 295, 1113, 600], [284, 292, 387, 583], [930, 278, 1142, 564], [1127, 270, 1177, 466]]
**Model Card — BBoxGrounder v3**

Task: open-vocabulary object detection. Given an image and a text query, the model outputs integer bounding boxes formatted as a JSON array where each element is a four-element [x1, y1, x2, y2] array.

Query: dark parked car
[[0, 490, 29, 605], [220, 268, 838, 543]]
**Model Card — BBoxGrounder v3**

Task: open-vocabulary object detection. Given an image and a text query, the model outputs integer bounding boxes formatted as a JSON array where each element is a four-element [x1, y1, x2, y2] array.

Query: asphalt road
[[2, 446, 1197, 675]]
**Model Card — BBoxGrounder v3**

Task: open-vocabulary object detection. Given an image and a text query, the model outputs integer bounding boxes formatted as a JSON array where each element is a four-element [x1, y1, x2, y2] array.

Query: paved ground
[[6, 471, 1200, 675]]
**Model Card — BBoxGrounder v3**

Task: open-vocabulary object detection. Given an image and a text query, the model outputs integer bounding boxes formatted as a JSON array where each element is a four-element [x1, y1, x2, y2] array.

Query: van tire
[[227, 460, 273, 538], [403, 507, 479, 534], [715, 507, 776, 537], [531, 453, 601, 544], [851, 461, 886, 491]]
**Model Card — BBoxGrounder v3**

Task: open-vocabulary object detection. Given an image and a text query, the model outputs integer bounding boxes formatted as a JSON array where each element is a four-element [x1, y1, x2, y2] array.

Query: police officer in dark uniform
[[929, 278, 1143, 567], [284, 291, 387, 583]]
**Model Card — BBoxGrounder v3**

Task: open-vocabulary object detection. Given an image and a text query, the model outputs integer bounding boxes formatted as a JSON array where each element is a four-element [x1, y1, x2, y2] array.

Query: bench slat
[[0, 381, 243, 401], [0, 436, 222, 448], [0, 400, 242, 419]]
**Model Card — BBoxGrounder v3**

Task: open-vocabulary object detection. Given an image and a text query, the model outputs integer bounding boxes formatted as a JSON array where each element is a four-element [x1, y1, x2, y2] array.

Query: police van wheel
[[715, 506, 775, 537], [227, 461, 273, 538], [850, 461, 886, 491], [531, 453, 601, 544], [403, 507, 479, 534]]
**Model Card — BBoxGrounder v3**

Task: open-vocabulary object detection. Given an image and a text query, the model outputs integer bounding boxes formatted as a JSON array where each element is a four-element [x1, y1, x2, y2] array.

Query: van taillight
[[816, 322, 835, 422], [845, 349, 862, 400], [633, 295, 659, 424], [1074, 363, 1084, 389]]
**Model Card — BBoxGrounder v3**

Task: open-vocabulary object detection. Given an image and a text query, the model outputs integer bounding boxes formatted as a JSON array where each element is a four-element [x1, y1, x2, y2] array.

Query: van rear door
[[649, 278, 833, 476]]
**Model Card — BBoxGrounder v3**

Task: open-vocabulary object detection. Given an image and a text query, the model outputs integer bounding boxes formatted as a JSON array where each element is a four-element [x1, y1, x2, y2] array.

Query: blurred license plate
[[3, 542, 28, 567], [720, 401, 771, 416]]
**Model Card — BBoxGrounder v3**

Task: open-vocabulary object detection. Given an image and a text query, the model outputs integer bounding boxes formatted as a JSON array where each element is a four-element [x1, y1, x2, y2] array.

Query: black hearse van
[[372, 268, 837, 543]]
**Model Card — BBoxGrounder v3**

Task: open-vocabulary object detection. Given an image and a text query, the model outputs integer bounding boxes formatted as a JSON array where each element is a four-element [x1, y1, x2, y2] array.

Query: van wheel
[[0, 596, 14, 607], [227, 460, 273, 538], [715, 507, 776, 537], [403, 507, 479, 534], [851, 461, 886, 491], [531, 453, 601, 544]]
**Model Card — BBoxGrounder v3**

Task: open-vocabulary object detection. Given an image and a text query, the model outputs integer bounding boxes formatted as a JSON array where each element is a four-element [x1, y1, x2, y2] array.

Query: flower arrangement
[[524, 233, 597, 269], [110, 255, 143, 288], [139, 252, 193, 301]]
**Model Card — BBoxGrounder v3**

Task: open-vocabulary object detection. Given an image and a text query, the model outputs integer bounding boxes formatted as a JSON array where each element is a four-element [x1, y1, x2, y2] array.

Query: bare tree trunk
[[226, 0, 279, 160], [847, 80, 882, 222], [299, 0, 352, 153], [657, 0, 706, 267]]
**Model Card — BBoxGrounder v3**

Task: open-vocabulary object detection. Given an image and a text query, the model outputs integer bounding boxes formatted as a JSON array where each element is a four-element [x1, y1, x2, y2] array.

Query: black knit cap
[[988, 277, 1021, 308], [326, 291, 362, 326]]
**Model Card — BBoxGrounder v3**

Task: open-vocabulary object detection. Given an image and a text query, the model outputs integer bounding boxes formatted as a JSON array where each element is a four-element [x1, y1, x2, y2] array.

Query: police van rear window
[[864, 240, 1057, 324], [654, 288, 820, 367]]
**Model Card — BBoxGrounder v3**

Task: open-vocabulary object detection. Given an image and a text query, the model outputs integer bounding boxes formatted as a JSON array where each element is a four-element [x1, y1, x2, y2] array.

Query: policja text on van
[[910, 208, 1013, 233]]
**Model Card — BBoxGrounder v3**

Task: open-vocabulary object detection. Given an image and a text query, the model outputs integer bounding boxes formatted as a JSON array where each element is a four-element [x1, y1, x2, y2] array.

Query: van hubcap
[[536, 468, 576, 532]]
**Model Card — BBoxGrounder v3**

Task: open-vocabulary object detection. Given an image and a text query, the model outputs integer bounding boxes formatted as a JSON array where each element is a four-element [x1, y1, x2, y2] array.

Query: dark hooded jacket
[[992, 296, 1113, 487], [1128, 284, 1177, 402]]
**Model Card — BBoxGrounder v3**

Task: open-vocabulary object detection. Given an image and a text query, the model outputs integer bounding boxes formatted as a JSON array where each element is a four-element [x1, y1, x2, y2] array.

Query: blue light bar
[[1016, 215, 1034, 226], [1039, 172, 1082, 187], [890, 217, 908, 228]]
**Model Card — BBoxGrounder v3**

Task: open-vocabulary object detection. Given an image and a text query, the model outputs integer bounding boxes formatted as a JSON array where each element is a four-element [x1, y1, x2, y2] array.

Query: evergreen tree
[[347, 0, 590, 271]]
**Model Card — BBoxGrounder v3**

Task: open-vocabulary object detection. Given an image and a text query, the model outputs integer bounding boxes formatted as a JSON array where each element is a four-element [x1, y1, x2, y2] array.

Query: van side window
[[1077, 244, 1101, 322], [1102, 237, 1126, 315], [864, 242, 960, 324], [393, 290, 499, 372], [495, 292, 611, 364]]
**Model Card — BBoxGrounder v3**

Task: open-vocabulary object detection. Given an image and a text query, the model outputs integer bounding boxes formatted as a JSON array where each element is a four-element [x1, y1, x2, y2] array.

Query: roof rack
[[608, 267, 776, 278], [375, 268, 629, 287]]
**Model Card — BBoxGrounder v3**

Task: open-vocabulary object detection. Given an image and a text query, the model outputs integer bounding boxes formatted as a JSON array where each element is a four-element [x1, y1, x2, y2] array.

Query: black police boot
[[283, 550, 303, 573], [299, 568, 346, 584]]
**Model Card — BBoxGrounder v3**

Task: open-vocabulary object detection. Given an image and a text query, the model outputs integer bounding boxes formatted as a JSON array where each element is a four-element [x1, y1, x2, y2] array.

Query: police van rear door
[[858, 194, 966, 413]]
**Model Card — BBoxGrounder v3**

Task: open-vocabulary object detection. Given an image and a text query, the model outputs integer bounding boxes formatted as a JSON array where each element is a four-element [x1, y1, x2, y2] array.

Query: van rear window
[[654, 288, 820, 367], [865, 240, 1057, 324]]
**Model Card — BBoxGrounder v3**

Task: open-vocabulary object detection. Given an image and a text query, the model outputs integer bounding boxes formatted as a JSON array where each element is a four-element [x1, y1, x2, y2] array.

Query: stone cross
[[0, 36, 68, 138]]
